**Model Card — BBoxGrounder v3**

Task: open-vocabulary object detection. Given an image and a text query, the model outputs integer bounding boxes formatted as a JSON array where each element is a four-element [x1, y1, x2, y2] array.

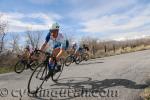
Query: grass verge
[[141, 87, 150, 100], [1, 45, 150, 74], [0, 66, 14, 74]]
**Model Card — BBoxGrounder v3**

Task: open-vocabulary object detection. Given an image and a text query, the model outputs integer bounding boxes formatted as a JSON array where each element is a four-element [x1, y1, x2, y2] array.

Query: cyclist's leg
[[54, 42, 68, 71], [47, 47, 63, 71], [75, 48, 81, 58], [47, 48, 63, 74], [47, 43, 60, 70], [45, 48, 58, 79]]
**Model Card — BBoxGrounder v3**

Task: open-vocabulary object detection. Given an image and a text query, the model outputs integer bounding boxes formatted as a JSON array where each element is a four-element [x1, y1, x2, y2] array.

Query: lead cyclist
[[40, 23, 69, 79]]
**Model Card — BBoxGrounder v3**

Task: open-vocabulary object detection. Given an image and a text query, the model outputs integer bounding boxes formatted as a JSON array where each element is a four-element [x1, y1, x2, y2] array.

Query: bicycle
[[64, 53, 82, 66], [14, 54, 39, 74], [80, 52, 89, 62], [27, 50, 64, 94]]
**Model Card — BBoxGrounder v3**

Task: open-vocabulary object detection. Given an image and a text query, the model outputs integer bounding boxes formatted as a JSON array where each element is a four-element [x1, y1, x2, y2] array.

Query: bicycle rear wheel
[[14, 60, 25, 74], [28, 63, 48, 94], [52, 58, 64, 82]]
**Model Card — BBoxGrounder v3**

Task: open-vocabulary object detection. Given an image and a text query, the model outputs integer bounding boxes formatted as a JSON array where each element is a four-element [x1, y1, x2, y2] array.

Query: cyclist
[[41, 23, 69, 78], [20, 45, 34, 68], [82, 44, 89, 52], [30, 47, 40, 61], [71, 42, 79, 54], [22, 45, 32, 60], [72, 42, 85, 55]]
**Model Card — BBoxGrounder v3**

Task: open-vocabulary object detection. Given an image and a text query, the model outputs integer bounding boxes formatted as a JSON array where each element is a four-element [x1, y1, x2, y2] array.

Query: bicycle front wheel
[[75, 55, 82, 64], [14, 60, 25, 74], [28, 63, 48, 94]]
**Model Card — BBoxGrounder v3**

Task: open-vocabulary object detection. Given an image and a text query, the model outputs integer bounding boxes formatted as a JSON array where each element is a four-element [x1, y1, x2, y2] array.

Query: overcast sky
[[0, 0, 150, 41]]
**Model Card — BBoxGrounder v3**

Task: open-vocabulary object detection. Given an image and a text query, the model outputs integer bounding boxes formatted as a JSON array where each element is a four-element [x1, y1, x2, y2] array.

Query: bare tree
[[10, 34, 20, 53], [26, 30, 42, 49], [0, 14, 8, 53]]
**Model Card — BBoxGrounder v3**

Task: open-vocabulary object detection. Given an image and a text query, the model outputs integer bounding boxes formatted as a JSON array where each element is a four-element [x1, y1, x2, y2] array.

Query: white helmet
[[72, 42, 76, 45], [51, 22, 59, 30]]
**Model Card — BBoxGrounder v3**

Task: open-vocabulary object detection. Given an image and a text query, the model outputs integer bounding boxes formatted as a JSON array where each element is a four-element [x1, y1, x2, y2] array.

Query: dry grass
[[0, 66, 14, 74], [141, 87, 150, 100], [1, 37, 150, 74], [88, 45, 150, 59]]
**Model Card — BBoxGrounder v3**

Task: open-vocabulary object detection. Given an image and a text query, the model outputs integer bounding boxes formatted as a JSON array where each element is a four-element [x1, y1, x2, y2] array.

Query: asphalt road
[[1, 50, 150, 100]]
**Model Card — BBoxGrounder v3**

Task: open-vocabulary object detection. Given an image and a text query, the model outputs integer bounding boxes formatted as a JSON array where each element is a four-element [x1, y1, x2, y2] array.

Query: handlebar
[[34, 50, 52, 56]]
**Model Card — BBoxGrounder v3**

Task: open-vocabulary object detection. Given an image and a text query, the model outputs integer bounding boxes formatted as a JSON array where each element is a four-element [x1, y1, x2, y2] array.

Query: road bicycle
[[65, 51, 89, 66], [65, 54, 81, 66], [28, 50, 64, 94], [14, 54, 39, 74]]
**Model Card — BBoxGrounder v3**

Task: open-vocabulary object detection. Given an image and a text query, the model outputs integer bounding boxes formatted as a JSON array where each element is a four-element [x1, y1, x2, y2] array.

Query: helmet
[[72, 42, 76, 45], [50, 22, 59, 30]]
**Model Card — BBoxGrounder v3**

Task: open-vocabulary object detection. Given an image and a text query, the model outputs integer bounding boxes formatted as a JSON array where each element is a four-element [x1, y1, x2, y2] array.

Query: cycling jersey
[[45, 32, 69, 50], [72, 44, 81, 53]]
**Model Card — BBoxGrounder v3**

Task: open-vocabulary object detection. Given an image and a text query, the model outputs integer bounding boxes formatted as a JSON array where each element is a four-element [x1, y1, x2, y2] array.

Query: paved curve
[[1, 50, 150, 100]]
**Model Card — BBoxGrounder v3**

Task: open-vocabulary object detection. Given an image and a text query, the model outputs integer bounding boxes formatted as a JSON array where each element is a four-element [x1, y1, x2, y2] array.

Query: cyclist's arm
[[56, 33, 65, 60], [56, 48, 65, 60], [74, 49, 78, 54], [75, 45, 80, 54], [41, 32, 50, 51], [41, 41, 48, 51]]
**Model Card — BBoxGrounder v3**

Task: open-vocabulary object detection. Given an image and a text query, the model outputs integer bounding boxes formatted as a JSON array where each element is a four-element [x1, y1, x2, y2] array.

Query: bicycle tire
[[75, 55, 82, 64], [28, 63, 48, 94], [14, 60, 25, 74]]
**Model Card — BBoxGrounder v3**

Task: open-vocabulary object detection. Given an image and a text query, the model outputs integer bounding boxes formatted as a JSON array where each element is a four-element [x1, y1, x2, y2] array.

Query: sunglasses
[[50, 29, 59, 32]]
